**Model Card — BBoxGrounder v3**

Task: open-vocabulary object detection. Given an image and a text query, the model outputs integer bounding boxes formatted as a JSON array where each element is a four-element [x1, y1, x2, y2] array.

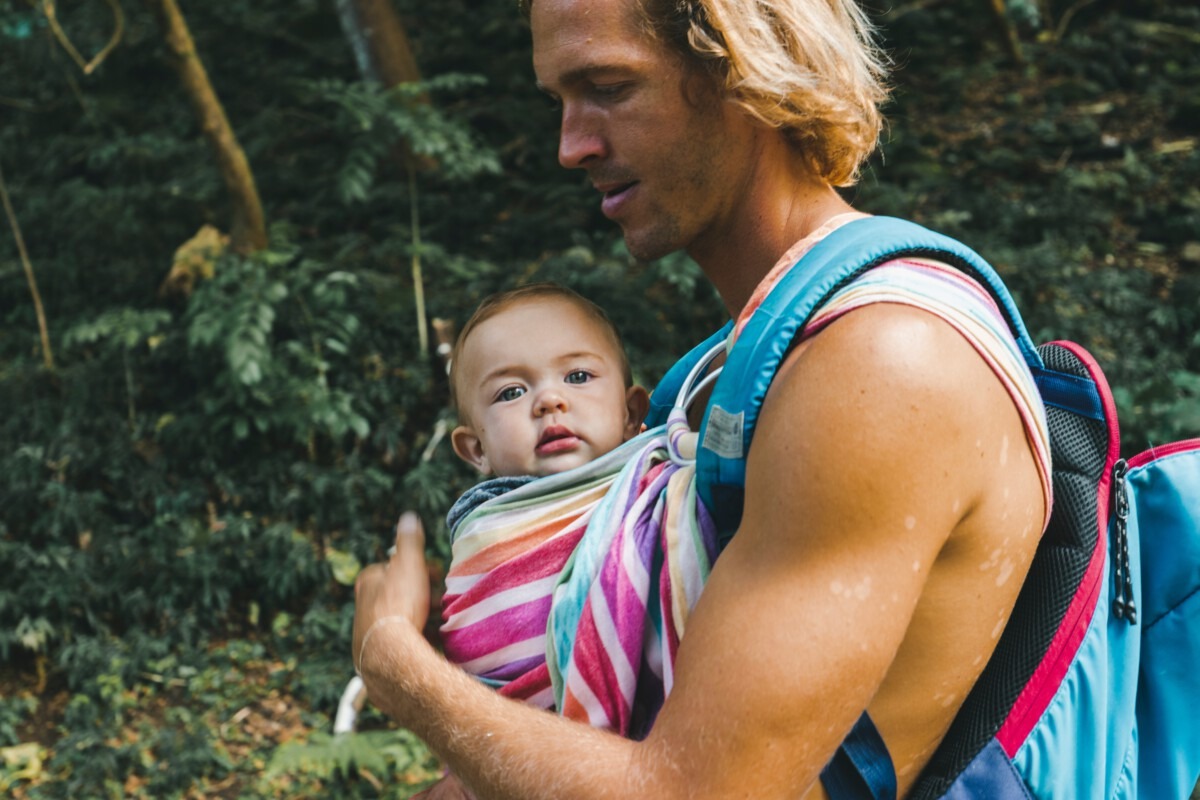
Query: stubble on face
[[621, 82, 747, 264]]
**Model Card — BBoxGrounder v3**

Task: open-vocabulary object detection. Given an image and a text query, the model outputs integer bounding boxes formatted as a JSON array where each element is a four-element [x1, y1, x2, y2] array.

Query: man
[[353, 0, 1049, 797]]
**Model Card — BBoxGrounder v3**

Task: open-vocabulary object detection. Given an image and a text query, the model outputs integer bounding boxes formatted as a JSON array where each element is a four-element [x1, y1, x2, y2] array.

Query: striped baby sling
[[647, 216, 1200, 799]]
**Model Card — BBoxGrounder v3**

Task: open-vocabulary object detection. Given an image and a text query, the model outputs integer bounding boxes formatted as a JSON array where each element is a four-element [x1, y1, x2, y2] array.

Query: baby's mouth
[[536, 425, 580, 456]]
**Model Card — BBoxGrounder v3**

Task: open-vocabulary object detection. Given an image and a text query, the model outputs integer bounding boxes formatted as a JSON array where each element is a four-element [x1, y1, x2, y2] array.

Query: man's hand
[[412, 773, 478, 800], [353, 511, 431, 674]]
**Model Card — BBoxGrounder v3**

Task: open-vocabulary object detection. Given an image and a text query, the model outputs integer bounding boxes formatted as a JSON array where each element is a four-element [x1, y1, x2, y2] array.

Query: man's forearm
[[359, 619, 671, 800]]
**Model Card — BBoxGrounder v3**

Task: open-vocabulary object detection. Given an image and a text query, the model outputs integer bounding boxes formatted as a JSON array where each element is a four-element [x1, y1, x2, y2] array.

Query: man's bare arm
[[354, 304, 1035, 799]]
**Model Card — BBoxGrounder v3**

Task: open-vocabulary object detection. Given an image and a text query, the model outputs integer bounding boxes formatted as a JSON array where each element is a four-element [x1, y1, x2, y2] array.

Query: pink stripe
[[443, 528, 583, 612], [498, 663, 552, 704], [571, 599, 629, 731], [997, 340, 1122, 755], [442, 595, 552, 662]]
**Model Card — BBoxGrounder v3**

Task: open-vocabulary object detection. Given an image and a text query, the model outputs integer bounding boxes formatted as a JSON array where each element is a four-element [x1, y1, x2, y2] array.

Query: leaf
[[325, 548, 361, 587]]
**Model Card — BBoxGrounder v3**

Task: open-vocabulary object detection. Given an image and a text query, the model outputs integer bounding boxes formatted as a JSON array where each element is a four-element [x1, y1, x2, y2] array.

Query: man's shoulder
[[747, 300, 1032, 526]]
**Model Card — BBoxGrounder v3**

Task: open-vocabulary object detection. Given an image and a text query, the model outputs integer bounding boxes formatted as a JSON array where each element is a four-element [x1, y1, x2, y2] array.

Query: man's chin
[[620, 222, 685, 264]]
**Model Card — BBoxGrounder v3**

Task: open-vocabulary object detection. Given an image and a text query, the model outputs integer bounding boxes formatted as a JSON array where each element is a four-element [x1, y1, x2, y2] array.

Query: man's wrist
[[355, 615, 413, 676]]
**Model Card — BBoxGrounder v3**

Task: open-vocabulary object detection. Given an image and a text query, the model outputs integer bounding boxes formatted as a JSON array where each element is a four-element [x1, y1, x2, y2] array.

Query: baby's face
[[452, 297, 641, 477]]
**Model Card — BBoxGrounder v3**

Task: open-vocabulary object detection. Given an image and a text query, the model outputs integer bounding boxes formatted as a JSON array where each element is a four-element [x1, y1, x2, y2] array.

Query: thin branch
[[1053, 0, 1099, 42], [86, 0, 125, 74], [1130, 20, 1200, 46], [0, 96, 40, 111], [987, 0, 1025, 66], [41, 0, 125, 75], [407, 162, 428, 355], [0, 163, 55, 371], [880, 0, 951, 23]]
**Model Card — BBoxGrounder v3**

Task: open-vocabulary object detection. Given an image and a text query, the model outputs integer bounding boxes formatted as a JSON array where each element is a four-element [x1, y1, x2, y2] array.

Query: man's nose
[[534, 387, 569, 416], [558, 104, 606, 170]]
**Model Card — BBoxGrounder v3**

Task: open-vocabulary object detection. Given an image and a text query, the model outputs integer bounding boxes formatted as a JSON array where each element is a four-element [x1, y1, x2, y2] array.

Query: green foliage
[[0, 694, 37, 747], [293, 74, 502, 203], [267, 729, 439, 789]]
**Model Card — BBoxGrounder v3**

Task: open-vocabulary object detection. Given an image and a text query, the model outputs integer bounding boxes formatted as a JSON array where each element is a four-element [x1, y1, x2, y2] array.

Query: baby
[[437, 279, 718, 737], [447, 282, 649, 482]]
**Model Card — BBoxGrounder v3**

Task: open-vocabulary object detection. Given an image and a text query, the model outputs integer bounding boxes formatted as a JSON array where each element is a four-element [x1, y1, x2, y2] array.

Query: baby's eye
[[497, 386, 526, 402], [565, 371, 591, 385]]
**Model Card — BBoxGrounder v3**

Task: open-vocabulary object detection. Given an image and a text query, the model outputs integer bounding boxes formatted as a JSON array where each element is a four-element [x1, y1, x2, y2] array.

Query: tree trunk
[[335, 0, 432, 353], [145, 0, 267, 254], [988, 0, 1026, 66], [334, 0, 423, 89], [334, 0, 432, 157], [1, 162, 55, 371]]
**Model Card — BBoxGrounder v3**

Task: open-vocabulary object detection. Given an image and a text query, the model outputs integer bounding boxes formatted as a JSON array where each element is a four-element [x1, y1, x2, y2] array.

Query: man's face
[[531, 0, 759, 262], [451, 297, 643, 477]]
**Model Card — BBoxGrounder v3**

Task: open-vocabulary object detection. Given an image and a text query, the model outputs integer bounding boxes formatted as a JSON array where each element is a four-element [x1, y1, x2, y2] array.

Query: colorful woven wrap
[[441, 410, 719, 736]]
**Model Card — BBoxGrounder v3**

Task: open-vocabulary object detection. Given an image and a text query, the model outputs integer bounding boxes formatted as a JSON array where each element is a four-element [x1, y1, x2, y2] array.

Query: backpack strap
[[695, 215, 1043, 536]]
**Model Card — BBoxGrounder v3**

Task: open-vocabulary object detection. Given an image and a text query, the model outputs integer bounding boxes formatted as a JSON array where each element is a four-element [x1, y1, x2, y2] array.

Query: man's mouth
[[536, 425, 581, 456], [597, 181, 638, 218]]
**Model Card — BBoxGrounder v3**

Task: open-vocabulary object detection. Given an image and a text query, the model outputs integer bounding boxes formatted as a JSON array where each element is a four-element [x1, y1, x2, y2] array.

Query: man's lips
[[536, 425, 581, 456], [596, 181, 638, 218]]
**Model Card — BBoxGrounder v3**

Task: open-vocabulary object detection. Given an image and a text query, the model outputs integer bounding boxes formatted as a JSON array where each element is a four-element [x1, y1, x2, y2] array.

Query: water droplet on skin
[[1000, 434, 1010, 466], [912, 560, 921, 572], [996, 558, 1014, 586], [830, 580, 844, 595], [854, 577, 872, 600], [905, 515, 917, 530]]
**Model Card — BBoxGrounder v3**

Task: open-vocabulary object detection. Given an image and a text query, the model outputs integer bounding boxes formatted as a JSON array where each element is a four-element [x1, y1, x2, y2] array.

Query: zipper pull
[[1111, 459, 1136, 624]]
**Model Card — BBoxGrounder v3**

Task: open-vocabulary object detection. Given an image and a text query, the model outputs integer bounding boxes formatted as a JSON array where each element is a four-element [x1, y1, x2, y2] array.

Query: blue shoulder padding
[[695, 216, 1042, 535], [646, 321, 732, 428]]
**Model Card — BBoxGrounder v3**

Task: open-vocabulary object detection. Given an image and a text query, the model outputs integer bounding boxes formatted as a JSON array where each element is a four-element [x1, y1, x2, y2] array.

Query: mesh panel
[[908, 343, 1110, 799]]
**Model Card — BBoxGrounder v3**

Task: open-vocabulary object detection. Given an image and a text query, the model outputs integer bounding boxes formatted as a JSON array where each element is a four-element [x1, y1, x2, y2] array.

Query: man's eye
[[565, 371, 591, 385], [497, 386, 526, 402], [591, 82, 629, 100]]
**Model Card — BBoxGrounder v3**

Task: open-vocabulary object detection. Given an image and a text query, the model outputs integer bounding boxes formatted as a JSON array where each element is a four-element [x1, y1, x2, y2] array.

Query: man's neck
[[687, 139, 857, 319]]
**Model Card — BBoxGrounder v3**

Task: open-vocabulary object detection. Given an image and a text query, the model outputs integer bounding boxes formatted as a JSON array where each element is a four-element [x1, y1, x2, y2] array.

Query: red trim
[[997, 341, 1122, 756], [1127, 438, 1200, 470]]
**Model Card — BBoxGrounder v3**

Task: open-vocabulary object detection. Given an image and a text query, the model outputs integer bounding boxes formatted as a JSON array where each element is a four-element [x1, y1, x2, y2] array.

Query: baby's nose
[[534, 388, 568, 415]]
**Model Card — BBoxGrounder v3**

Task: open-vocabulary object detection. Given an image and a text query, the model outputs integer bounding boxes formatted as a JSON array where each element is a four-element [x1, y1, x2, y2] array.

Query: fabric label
[[702, 406, 745, 459]]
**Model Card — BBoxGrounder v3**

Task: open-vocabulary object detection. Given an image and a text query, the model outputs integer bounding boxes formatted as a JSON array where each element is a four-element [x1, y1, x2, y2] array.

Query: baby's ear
[[451, 425, 492, 475], [623, 385, 651, 440]]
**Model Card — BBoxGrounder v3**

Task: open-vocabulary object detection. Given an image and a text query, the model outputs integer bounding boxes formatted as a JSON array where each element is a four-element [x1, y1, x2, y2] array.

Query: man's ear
[[451, 425, 492, 475], [623, 385, 651, 440]]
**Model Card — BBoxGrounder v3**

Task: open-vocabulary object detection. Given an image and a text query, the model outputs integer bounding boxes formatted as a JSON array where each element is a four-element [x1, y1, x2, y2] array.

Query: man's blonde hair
[[521, 0, 890, 186]]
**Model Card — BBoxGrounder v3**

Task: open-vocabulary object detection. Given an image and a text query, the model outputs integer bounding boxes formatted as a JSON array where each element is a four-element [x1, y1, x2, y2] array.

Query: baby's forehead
[[464, 298, 622, 371]]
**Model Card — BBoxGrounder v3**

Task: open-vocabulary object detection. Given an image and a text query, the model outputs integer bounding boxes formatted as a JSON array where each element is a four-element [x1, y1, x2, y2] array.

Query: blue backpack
[[646, 216, 1200, 799]]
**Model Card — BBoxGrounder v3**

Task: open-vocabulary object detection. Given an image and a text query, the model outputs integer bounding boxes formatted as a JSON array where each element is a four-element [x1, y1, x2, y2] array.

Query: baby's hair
[[448, 283, 633, 421]]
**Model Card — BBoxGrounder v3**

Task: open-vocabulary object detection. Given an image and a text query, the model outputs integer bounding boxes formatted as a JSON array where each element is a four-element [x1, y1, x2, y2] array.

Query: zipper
[[1110, 459, 1136, 624]]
